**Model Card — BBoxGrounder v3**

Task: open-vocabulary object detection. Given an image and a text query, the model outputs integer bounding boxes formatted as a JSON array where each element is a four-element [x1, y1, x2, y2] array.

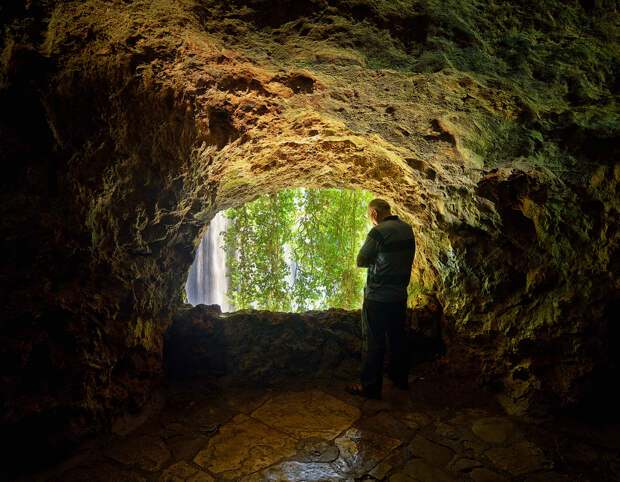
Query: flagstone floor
[[27, 367, 620, 481]]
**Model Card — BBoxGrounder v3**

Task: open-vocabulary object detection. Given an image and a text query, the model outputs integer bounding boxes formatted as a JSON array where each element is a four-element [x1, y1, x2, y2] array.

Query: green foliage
[[291, 188, 372, 310], [221, 188, 373, 312], [222, 191, 296, 312]]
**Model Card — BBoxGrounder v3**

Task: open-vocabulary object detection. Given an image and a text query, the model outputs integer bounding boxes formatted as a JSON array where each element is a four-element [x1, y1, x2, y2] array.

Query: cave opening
[[165, 182, 446, 402], [184, 187, 378, 313]]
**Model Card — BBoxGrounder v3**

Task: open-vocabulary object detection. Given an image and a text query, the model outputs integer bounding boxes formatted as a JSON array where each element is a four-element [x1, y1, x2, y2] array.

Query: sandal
[[345, 383, 381, 400]]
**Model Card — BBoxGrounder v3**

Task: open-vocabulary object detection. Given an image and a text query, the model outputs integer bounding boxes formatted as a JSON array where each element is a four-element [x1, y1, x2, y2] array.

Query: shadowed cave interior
[[1, 0, 619, 480]]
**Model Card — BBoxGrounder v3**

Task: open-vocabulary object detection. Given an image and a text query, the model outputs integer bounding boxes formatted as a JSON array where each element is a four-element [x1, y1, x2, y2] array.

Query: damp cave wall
[[1, 0, 618, 466]]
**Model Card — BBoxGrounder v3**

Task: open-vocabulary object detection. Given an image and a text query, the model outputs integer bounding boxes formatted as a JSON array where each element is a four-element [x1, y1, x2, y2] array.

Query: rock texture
[[28, 374, 620, 481], [164, 305, 363, 382], [164, 304, 441, 382], [1, 0, 618, 471]]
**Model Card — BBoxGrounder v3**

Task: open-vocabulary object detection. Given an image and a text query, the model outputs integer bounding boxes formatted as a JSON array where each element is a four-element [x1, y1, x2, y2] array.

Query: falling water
[[185, 211, 231, 311]]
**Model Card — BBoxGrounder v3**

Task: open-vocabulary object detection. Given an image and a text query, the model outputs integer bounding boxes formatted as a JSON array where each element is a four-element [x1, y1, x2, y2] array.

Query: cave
[[1, 0, 618, 480]]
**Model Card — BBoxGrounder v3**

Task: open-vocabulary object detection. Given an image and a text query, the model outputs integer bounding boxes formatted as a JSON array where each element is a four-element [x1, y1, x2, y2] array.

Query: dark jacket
[[356, 215, 415, 302]]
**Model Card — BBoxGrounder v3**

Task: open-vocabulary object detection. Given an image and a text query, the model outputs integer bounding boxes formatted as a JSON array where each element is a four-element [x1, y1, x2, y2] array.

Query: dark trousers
[[361, 297, 409, 397]]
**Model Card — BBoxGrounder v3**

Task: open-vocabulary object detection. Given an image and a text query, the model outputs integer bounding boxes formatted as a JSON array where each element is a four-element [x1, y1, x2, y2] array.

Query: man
[[347, 199, 415, 399]]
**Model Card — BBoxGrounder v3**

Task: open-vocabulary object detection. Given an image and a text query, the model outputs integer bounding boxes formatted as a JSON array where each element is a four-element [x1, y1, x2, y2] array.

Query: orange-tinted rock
[[251, 389, 360, 440], [333, 427, 402, 477], [1, 0, 618, 475], [193, 414, 296, 478]]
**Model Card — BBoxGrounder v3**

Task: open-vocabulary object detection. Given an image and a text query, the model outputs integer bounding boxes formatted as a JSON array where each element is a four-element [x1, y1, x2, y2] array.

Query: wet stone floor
[[30, 368, 620, 481]]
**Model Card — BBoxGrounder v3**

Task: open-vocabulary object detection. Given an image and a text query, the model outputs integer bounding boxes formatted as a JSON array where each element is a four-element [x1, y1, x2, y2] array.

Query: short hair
[[368, 198, 391, 215]]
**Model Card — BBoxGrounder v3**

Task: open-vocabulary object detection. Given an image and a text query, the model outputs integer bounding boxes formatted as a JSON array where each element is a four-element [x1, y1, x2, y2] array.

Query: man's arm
[[356, 228, 383, 267]]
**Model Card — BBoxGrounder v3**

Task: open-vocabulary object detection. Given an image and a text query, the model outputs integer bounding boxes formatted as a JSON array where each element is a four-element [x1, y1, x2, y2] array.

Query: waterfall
[[185, 211, 230, 311]]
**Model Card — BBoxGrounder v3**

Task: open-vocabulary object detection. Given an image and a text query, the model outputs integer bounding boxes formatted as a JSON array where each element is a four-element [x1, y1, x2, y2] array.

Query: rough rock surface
[[164, 305, 363, 382], [1, 0, 618, 471], [23, 373, 620, 481], [164, 304, 443, 382]]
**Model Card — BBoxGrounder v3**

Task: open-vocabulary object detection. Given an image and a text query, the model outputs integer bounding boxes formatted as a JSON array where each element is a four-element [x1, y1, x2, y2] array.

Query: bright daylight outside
[[185, 188, 374, 312]]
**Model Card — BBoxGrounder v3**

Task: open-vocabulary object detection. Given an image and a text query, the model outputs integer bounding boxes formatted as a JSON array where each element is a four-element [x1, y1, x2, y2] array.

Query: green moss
[[570, 100, 619, 135], [407, 282, 426, 299], [218, 171, 255, 198], [346, 22, 413, 70], [461, 115, 533, 166]]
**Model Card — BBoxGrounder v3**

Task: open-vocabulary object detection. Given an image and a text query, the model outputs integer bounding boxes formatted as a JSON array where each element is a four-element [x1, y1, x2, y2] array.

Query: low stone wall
[[165, 306, 363, 383], [164, 303, 444, 384]]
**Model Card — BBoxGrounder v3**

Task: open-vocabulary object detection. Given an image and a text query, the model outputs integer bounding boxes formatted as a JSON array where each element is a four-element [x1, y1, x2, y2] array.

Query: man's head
[[367, 199, 391, 226]]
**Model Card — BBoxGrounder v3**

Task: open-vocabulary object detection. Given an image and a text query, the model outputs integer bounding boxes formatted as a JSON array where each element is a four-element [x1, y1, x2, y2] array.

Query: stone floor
[[24, 366, 620, 481]]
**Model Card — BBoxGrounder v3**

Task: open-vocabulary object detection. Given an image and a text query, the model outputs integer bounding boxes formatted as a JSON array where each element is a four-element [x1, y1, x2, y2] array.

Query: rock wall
[[164, 303, 442, 384], [1, 0, 618, 468], [165, 305, 363, 382]]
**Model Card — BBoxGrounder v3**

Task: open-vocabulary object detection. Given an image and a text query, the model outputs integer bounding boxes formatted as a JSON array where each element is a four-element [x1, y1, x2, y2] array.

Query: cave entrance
[[184, 187, 374, 313]]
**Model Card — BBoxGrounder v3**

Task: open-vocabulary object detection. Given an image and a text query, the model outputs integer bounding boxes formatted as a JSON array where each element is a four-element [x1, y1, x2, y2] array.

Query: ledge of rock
[[165, 306, 363, 382], [164, 303, 443, 383]]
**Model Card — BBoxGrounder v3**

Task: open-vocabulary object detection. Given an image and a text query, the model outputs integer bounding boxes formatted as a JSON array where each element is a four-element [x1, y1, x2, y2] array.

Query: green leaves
[[527, 129, 544, 143], [222, 191, 296, 312], [221, 188, 373, 312]]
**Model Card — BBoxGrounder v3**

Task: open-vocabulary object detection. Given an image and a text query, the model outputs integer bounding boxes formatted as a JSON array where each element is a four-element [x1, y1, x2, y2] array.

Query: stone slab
[[355, 411, 414, 442], [159, 461, 214, 481], [370, 450, 407, 480], [193, 414, 296, 479], [485, 441, 553, 475], [472, 417, 516, 444], [396, 411, 432, 430], [262, 461, 345, 481], [294, 437, 340, 463], [105, 434, 171, 472], [251, 390, 360, 440], [408, 434, 455, 467], [167, 434, 210, 460], [389, 473, 415, 482], [333, 427, 401, 477], [402, 459, 456, 482], [450, 457, 483, 472]]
